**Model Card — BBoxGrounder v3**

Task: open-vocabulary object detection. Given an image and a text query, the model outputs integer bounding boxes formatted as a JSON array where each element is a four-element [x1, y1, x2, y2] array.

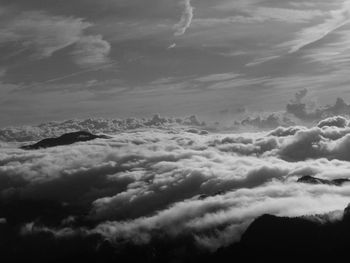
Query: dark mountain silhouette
[[21, 131, 110, 150], [3, 203, 350, 262], [204, 204, 350, 263], [297, 175, 350, 186], [231, 208, 350, 262]]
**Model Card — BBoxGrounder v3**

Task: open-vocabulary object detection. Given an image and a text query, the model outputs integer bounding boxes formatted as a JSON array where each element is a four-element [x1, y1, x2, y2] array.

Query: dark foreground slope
[[21, 131, 110, 150], [2, 201, 350, 263]]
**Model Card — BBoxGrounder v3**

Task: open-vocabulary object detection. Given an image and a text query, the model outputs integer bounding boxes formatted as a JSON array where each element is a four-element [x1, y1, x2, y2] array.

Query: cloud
[[3, 117, 350, 254], [0, 11, 91, 58], [168, 43, 177, 49], [195, 73, 240, 83], [286, 90, 350, 121], [174, 0, 194, 36], [72, 35, 111, 68], [302, 27, 350, 66], [293, 88, 308, 103], [317, 116, 349, 128], [236, 114, 295, 130], [0, 9, 111, 67], [199, 7, 324, 26], [281, 1, 350, 53], [0, 114, 206, 142]]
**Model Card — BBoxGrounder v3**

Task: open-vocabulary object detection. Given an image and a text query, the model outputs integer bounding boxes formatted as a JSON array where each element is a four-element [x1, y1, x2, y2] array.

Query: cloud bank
[[0, 114, 205, 142], [3, 116, 350, 258], [286, 90, 350, 121], [232, 89, 350, 131]]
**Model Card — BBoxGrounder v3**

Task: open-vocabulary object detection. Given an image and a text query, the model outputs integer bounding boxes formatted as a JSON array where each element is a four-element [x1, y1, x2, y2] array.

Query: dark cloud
[[293, 88, 308, 103]]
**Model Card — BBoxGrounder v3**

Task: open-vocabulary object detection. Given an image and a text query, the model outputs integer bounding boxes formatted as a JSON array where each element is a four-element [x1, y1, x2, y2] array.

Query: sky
[[4, 1, 350, 259], [2, 0, 350, 126]]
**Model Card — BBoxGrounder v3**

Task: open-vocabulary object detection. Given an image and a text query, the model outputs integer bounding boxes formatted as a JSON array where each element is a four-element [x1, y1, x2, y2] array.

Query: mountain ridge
[[21, 131, 110, 150]]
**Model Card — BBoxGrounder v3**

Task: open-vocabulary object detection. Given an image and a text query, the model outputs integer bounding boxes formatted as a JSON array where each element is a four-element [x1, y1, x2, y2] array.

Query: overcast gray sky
[[1, 0, 350, 126]]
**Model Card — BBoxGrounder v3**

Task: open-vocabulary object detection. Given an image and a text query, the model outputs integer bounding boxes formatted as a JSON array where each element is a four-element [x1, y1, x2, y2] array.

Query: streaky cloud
[[284, 1, 350, 53], [174, 0, 194, 36]]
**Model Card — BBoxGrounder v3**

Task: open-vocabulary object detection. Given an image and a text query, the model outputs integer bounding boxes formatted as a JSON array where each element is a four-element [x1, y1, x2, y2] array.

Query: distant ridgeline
[[21, 131, 110, 150], [297, 175, 350, 186], [0, 115, 206, 142]]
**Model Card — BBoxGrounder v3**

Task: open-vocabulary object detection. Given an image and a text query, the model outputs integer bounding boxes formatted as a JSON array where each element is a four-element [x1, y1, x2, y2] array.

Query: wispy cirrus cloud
[[194, 7, 324, 26], [280, 1, 350, 53], [302, 27, 350, 67], [174, 0, 194, 36], [0, 11, 91, 58], [0, 9, 112, 68], [72, 35, 111, 68]]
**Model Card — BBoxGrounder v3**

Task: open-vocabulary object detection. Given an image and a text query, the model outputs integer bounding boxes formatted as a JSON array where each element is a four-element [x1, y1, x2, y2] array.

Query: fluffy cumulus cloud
[[317, 115, 349, 128], [235, 113, 295, 130], [286, 90, 350, 121], [233, 89, 350, 131], [3, 116, 350, 259]]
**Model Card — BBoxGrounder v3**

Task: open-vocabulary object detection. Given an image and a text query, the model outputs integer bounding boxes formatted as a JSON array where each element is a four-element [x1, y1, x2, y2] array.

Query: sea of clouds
[[0, 115, 205, 142], [2, 115, 350, 252]]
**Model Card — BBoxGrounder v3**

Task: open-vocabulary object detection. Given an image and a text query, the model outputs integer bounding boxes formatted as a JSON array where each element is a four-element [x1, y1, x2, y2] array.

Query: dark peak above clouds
[[297, 175, 350, 186], [21, 131, 110, 150], [4, 204, 350, 262], [233, 203, 350, 262], [0, 114, 206, 142]]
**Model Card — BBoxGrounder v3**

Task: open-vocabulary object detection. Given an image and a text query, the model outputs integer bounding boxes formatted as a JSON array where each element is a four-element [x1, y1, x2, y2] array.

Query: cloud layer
[[3, 116, 350, 255], [0, 114, 205, 142]]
